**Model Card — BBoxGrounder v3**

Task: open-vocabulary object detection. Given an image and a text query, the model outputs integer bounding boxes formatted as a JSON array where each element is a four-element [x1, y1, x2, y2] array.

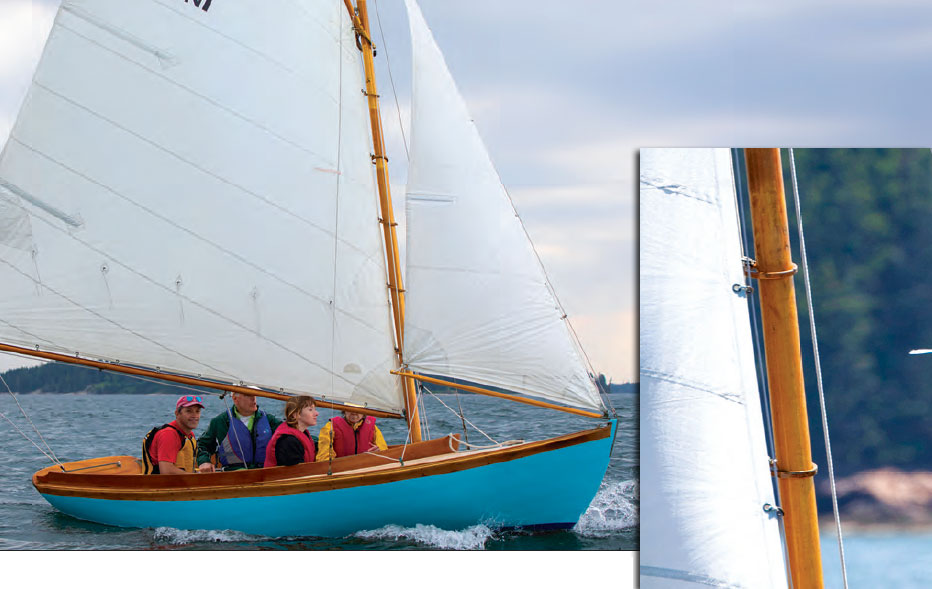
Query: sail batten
[[400, 0, 603, 413], [0, 0, 404, 412]]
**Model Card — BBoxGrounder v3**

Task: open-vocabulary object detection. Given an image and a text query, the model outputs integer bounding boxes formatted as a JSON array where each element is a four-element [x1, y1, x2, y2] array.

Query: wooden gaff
[[744, 148, 824, 589], [345, 0, 422, 441]]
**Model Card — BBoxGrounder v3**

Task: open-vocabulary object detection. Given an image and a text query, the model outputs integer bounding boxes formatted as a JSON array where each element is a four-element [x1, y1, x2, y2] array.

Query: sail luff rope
[[787, 148, 849, 588], [373, 0, 410, 160], [0, 372, 62, 465], [731, 148, 794, 587]]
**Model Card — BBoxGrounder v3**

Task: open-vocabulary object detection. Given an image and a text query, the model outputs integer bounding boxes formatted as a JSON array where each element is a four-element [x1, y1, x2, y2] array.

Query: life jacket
[[142, 423, 197, 474], [331, 416, 377, 458], [217, 409, 273, 468], [265, 423, 315, 467]]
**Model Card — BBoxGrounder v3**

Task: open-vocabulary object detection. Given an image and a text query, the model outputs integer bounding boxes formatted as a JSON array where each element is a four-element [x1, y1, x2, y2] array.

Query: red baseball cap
[[176, 395, 205, 410]]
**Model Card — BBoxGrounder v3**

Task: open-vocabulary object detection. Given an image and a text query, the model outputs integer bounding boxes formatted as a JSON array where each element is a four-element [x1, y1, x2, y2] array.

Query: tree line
[[741, 149, 932, 475]]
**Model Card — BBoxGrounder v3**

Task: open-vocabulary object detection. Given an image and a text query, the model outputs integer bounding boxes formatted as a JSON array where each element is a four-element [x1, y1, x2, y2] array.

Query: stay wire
[[421, 385, 498, 445], [787, 148, 849, 588], [0, 371, 62, 465], [731, 149, 793, 588], [373, 0, 410, 160]]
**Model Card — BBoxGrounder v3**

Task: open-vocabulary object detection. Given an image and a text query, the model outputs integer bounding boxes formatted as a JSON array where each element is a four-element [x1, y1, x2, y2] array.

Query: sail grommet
[[732, 283, 753, 295]]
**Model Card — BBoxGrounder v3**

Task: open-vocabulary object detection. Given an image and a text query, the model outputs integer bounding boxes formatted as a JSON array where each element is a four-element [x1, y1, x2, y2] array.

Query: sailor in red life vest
[[316, 407, 387, 461], [265, 396, 319, 467], [143, 395, 204, 474]]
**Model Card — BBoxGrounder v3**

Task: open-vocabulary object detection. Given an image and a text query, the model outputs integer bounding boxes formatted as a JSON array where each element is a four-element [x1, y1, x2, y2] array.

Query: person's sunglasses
[[184, 396, 202, 403]]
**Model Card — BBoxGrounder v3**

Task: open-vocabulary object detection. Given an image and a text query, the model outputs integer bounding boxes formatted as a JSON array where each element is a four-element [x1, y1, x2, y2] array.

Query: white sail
[[400, 0, 602, 412], [0, 0, 403, 411], [639, 149, 789, 587]]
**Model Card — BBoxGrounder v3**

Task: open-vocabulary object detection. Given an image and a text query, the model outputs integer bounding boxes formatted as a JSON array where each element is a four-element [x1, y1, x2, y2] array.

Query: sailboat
[[0, 0, 616, 537], [640, 149, 825, 587]]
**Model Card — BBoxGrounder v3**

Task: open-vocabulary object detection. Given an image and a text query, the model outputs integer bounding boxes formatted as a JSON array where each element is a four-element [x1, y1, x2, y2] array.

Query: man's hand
[[198, 462, 216, 473]]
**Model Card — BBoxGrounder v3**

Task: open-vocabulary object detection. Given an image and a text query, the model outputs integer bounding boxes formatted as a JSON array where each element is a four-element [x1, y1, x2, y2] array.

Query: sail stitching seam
[[51, 21, 341, 172], [640, 369, 744, 405]]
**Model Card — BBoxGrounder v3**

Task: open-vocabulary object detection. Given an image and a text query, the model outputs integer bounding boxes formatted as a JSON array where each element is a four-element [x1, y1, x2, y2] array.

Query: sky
[[0, 0, 635, 381]]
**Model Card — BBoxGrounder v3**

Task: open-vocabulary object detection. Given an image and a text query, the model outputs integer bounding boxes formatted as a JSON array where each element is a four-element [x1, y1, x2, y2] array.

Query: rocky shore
[[818, 468, 932, 527]]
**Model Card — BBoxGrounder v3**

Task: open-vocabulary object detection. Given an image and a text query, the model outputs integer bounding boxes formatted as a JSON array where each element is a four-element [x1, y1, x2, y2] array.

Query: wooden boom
[[0, 342, 403, 420]]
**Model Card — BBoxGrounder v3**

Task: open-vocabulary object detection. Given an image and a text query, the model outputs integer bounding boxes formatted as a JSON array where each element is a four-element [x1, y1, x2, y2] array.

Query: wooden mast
[[744, 148, 824, 588], [345, 0, 422, 441]]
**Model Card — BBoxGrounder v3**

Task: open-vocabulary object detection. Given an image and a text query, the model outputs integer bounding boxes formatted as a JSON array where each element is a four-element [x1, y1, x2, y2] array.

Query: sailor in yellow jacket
[[316, 409, 387, 461]]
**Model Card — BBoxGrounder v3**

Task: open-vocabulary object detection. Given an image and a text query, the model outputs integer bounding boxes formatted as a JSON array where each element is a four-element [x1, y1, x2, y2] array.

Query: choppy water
[[0, 389, 636, 551]]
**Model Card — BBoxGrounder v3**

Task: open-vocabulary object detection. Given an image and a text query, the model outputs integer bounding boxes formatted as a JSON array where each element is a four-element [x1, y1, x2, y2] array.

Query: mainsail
[[640, 148, 789, 587], [0, 0, 402, 411], [401, 0, 602, 413]]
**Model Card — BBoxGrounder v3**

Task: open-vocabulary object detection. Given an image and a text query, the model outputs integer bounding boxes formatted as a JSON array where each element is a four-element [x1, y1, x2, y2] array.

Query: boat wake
[[574, 479, 638, 537], [353, 523, 496, 550], [152, 526, 263, 545]]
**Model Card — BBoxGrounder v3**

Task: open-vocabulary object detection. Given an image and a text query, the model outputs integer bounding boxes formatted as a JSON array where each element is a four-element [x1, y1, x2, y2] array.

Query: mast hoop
[[772, 462, 819, 479], [746, 263, 798, 280]]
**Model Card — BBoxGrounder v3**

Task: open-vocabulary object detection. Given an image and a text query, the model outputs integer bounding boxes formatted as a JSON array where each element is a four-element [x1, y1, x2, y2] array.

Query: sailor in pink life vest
[[264, 396, 318, 467], [316, 406, 387, 461]]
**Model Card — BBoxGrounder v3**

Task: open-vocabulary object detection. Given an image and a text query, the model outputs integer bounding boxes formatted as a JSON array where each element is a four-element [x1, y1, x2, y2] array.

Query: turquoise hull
[[40, 420, 616, 537]]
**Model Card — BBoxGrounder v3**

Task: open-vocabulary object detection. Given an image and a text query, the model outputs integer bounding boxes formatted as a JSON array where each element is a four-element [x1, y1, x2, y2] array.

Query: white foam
[[354, 523, 496, 550], [152, 526, 262, 544], [574, 479, 638, 537]]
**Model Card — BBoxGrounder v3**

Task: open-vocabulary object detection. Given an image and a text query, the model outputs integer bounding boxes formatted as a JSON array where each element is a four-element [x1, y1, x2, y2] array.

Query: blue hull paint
[[42, 421, 616, 537]]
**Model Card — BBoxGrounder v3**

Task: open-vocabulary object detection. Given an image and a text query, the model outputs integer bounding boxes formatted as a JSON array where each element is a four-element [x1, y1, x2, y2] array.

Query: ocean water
[[821, 530, 932, 587], [0, 389, 636, 552]]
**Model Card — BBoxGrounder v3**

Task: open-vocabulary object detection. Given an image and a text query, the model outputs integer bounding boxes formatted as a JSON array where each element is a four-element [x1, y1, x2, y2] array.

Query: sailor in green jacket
[[196, 392, 282, 472]]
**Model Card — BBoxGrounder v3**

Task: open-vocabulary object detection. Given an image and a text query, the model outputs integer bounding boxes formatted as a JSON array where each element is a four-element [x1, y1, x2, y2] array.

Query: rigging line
[[454, 387, 469, 444], [0, 408, 58, 464], [788, 148, 849, 589], [417, 383, 430, 439], [0, 372, 62, 465], [421, 386, 498, 445], [373, 0, 410, 160], [731, 148, 793, 586]]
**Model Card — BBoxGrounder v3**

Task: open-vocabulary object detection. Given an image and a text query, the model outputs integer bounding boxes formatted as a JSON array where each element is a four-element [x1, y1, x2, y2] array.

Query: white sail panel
[[639, 149, 788, 587], [400, 0, 602, 412], [0, 0, 402, 411]]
